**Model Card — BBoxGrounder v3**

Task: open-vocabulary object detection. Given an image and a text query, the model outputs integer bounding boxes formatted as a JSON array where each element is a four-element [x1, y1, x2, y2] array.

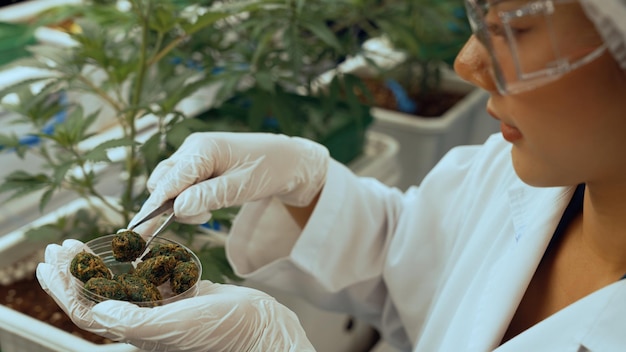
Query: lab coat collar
[[577, 279, 626, 350], [494, 278, 626, 351], [469, 184, 577, 350]]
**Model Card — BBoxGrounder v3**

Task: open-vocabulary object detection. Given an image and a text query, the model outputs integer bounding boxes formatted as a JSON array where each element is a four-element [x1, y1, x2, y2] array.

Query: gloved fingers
[[145, 134, 207, 193], [91, 297, 222, 344], [196, 279, 216, 295], [193, 280, 267, 298], [145, 157, 175, 193], [169, 182, 222, 224], [36, 262, 101, 330], [91, 282, 314, 352], [126, 190, 170, 233], [136, 158, 252, 228], [91, 282, 269, 333], [36, 262, 66, 303], [91, 300, 154, 338], [129, 194, 213, 240], [171, 162, 269, 224], [127, 186, 183, 238], [43, 239, 86, 266], [91, 286, 271, 352], [38, 240, 89, 323], [147, 153, 216, 204]]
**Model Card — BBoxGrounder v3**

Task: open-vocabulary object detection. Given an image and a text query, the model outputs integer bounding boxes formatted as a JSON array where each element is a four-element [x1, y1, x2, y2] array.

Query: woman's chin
[[511, 150, 568, 188]]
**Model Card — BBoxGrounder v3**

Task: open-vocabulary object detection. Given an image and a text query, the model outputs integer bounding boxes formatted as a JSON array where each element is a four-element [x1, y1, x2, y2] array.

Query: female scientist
[[37, 0, 626, 350]]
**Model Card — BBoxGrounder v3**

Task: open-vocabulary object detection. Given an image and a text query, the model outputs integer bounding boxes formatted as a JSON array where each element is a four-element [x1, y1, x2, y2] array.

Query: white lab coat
[[226, 133, 626, 352]]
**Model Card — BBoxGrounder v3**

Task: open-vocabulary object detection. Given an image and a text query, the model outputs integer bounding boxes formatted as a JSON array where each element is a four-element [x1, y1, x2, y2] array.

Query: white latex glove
[[129, 132, 329, 230], [36, 239, 316, 352]]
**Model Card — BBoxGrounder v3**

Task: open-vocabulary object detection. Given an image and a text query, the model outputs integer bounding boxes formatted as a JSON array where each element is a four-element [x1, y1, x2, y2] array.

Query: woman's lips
[[500, 122, 523, 142], [487, 106, 522, 142]]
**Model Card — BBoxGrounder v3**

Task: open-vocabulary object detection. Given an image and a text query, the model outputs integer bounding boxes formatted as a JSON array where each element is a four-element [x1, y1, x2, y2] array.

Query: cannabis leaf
[[83, 138, 137, 163]]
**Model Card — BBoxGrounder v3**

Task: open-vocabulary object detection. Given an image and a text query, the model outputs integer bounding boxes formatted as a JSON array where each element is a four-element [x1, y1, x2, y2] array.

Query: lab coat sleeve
[[226, 136, 502, 348], [226, 159, 405, 319]]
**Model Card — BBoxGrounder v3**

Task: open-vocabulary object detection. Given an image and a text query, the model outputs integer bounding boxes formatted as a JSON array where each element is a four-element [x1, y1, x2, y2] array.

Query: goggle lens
[[464, 0, 606, 94]]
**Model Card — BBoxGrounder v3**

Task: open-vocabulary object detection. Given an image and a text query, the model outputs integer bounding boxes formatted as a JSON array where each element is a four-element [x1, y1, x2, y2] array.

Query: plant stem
[[148, 34, 187, 67], [121, 0, 152, 223], [84, 195, 121, 227], [151, 32, 165, 62], [66, 146, 122, 216], [77, 75, 124, 113]]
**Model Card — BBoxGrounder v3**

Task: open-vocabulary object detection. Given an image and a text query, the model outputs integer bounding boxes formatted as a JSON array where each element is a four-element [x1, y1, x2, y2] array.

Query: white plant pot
[[370, 82, 497, 189], [316, 37, 499, 190]]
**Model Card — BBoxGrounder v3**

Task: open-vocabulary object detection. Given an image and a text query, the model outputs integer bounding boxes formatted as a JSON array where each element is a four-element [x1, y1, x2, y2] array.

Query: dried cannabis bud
[[115, 273, 163, 302], [135, 255, 177, 286], [170, 261, 200, 294], [84, 277, 127, 301], [70, 251, 111, 283], [144, 243, 192, 262], [111, 230, 146, 262], [71, 236, 199, 306]]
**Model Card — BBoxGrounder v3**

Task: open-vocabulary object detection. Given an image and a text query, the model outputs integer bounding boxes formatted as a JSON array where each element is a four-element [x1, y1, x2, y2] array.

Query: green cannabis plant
[[357, 0, 473, 116], [0, 0, 250, 282], [0, 0, 393, 282]]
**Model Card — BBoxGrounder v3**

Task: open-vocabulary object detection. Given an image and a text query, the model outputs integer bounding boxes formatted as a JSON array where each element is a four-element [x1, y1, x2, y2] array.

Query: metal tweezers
[[124, 198, 176, 253]]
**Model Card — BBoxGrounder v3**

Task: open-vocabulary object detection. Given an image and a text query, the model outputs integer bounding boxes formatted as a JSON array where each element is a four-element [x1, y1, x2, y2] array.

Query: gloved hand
[[129, 132, 329, 231], [36, 239, 316, 352]]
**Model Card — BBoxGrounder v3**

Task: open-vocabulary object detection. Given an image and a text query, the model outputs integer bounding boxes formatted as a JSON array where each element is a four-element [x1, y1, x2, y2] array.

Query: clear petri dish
[[69, 234, 202, 308]]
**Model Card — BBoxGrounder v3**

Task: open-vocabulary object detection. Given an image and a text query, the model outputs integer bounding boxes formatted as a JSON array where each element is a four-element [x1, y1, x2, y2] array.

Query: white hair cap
[[579, 0, 626, 69]]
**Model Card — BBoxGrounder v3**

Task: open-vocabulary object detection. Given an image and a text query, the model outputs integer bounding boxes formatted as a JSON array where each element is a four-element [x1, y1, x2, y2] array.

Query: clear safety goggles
[[465, 0, 607, 94]]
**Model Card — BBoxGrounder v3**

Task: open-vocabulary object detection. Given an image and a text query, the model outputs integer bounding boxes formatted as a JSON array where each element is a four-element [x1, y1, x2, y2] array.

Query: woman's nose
[[454, 35, 498, 92]]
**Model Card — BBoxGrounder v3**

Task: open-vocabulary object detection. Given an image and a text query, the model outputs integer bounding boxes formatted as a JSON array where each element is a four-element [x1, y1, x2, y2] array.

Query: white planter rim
[[371, 87, 487, 132], [0, 305, 138, 352]]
